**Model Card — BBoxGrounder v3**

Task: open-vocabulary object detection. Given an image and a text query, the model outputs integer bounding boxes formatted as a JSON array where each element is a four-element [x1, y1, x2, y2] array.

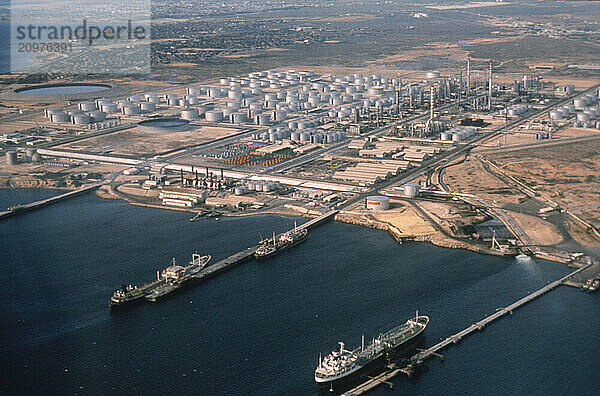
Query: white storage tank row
[[503, 104, 531, 116], [245, 181, 277, 192], [441, 126, 476, 142]]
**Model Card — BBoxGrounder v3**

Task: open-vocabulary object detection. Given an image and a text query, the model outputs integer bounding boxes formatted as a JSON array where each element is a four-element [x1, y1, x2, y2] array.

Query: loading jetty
[[109, 210, 338, 307], [0, 183, 102, 221], [342, 261, 593, 395]]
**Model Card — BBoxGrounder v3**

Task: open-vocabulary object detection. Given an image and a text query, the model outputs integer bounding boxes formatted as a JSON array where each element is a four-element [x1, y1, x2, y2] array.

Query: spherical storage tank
[[366, 196, 390, 211]]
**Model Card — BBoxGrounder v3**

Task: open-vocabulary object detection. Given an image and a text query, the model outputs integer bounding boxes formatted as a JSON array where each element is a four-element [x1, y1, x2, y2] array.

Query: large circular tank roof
[[15, 83, 111, 95], [137, 117, 191, 132], [1, 82, 125, 101]]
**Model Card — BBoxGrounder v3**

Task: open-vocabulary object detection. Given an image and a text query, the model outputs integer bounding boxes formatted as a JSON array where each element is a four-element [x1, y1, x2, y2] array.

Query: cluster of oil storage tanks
[[234, 181, 280, 195], [5, 148, 41, 165], [549, 92, 600, 129], [440, 127, 476, 142], [500, 104, 532, 117], [250, 126, 347, 144]]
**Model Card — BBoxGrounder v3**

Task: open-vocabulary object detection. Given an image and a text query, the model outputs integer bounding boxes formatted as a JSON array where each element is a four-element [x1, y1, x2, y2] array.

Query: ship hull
[[316, 328, 426, 390], [254, 234, 306, 260], [108, 292, 146, 309]]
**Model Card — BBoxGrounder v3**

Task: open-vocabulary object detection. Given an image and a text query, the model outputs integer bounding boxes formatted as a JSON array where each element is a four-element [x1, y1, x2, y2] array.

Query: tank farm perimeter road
[[1, 62, 600, 285]]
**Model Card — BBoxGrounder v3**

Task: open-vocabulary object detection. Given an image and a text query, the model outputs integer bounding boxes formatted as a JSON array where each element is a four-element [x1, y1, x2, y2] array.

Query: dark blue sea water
[[0, 190, 599, 395]]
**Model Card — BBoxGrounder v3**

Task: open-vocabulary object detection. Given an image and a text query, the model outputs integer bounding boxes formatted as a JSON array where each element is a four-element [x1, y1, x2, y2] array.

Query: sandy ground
[[55, 125, 242, 157], [443, 156, 528, 204], [490, 140, 600, 228], [554, 127, 600, 138], [507, 210, 563, 246]]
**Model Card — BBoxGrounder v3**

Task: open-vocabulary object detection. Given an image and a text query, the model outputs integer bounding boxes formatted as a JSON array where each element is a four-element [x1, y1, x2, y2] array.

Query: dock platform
[[0, 183, 102, 220], [110, 210, 339, 306], [342, 262, 592, 395]]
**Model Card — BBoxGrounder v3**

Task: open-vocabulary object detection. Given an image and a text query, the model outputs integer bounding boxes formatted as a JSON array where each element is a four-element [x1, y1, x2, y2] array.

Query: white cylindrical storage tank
[[230, 112, 247, 124], [96, 98, 112, 107], [122, 105, 140, 115], [288, 120, 298, 129], [300, 132, 310, 142], [291, 131, 300, 141], [78, 101, 96, 111], [72, 114, 92, 124], [440, 132, 451, 141], [308, 96, 320, 106], [577, 112, 591, 123], [228, 90, 242, 99], [209, 88, 223, 98], [6, 151, 18, 166], [256, 113, 271, 126], [366, 196, 390, 211], [273, 110, 287, 122], [222, 107, 235, 117], [89, 111, 106, 122], [99, 103, 117, 113], [147, 96, 161, 104], [140, 102, 156, 112], [227, 100, 241, 109], [181, 109, 200, 120], [249, 102, 263, 111], [205, 110, 223, 122], [51, 112, 70, 123], [403, 184, 420, 198], [426, 71, 441, 79], [185, 96, 199, 105], [549, 110, 563, 120], [186, 87, 202, 96], [45, 108, 63, 118], [574, 98, 586, 108]]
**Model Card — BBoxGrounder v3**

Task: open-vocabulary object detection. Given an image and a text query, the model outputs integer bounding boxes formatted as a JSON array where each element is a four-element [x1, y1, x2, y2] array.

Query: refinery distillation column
[[466, 58, 471, 97], [488, 60, 493, 111]]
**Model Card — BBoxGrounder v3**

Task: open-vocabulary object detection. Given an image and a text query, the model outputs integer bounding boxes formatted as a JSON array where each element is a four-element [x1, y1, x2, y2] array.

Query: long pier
[[111, 210, 339, 306], [0, 183, 102, 220], [342, 262, 592, 395], [190, 210, 338, 282]]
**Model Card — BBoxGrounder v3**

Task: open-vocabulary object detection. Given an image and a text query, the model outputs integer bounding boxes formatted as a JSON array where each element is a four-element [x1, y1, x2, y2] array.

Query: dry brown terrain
[[56, 125, 242, 157], [489, 140, 600, 228], [507, 210, 563, 246], [443, 156, 529, 204]]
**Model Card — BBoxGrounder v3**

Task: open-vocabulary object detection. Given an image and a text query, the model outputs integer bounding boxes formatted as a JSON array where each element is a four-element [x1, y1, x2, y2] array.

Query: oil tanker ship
[[314, 313, 428, 386], [254, 225, 307, 259], [109, 253, 211, 307]]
